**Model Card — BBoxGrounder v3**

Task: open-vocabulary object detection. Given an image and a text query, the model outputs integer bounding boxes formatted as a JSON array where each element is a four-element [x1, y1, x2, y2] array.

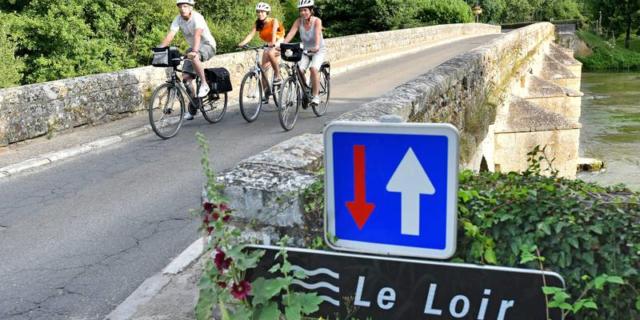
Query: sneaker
[[311, 95, 320, 106], [197, 84, 210, 98], [183, 112, 194, 120], [262, 96, 269, 105], [273, 78, 283, 86]]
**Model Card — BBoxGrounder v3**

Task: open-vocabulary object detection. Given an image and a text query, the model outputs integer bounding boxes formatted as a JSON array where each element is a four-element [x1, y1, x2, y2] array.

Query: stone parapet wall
[[218, 23, 561, 230], [0, 23, 500, 147]]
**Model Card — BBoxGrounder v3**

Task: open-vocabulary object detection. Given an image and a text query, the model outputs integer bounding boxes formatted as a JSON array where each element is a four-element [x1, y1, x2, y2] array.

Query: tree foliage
[[319, 0, 473, 37], [0, 13, 24, 88]]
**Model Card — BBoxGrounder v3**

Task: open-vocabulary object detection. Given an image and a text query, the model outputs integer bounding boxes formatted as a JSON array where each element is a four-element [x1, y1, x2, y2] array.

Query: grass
[[576, 30, 640, 71]]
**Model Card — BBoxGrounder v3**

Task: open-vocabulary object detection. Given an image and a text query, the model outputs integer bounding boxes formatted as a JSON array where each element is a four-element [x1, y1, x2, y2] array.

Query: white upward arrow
[[386, 148, 435, 236]]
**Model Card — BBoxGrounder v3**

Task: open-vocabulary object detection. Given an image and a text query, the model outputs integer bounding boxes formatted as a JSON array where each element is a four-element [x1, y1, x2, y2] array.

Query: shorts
[[183, 44, 216, 75], [299, 47, 327, 71]]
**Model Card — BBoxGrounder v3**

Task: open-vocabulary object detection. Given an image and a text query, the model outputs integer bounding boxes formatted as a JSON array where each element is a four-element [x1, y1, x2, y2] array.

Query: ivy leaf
[[605, 276, 625, 285], [484, 247, 497, 265]]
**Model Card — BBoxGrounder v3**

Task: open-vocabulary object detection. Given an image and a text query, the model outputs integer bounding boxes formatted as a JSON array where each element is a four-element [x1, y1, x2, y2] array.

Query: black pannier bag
[[152, 47, 181, 67], [205, 68, 233, 93], [280, 43, 303, 62]]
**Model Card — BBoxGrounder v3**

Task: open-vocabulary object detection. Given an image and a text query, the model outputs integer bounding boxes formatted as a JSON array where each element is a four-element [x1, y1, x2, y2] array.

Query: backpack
[[205, 68, 233, 93]]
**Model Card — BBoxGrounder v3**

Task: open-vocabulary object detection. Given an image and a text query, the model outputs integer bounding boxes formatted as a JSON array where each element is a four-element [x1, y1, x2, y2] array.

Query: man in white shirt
[[160, 0, 217, 118]]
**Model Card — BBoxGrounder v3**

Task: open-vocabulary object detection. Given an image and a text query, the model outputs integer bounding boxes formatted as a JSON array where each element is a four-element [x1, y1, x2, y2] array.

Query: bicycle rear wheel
[[200, 92, 228, 123], [239, 72, 263, 122], [148, 83, 184, 139], [312, 67, 330, 117], [278, 77, 300, 131]]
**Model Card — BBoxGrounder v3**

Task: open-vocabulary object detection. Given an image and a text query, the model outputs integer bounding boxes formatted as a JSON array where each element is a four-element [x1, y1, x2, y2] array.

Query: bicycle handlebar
[[238, 44, 273, 51]]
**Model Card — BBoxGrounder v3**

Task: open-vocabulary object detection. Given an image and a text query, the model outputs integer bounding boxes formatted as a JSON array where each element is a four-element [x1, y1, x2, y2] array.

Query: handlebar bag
[[280, 43, 303, 62], [152, 47, 181, 67], [205, 68, 233, 93]]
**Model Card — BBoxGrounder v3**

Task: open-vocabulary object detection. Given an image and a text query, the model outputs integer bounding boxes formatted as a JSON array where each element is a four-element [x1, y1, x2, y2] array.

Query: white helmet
[[298, 0, 314, 8], [176, 0, 195, 5], [256, 2, 271, 12]]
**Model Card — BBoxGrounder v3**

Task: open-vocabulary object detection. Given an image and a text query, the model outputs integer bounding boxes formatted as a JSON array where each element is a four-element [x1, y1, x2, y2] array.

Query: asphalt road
[[0, 34, 501, 320]]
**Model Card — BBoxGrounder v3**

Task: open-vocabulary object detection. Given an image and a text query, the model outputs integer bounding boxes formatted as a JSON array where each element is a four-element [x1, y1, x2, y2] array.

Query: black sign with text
[[246, 246, 565, 320]]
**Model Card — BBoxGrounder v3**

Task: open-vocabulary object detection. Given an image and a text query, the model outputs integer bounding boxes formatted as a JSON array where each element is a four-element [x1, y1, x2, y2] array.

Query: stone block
[[217, 134, 323, 228]]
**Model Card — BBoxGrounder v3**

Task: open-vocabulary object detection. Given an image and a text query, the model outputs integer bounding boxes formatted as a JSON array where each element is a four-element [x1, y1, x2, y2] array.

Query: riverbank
[[575, 30, 640, 71]]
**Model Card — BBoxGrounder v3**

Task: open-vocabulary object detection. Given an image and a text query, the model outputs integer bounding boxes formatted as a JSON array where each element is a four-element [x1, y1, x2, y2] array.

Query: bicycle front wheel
[[201, 92, 228, 123], [148, 83, 184, 139], [239, 72, 263, 122], [313, 68, 330, 117], [278, 77, 300, 131]]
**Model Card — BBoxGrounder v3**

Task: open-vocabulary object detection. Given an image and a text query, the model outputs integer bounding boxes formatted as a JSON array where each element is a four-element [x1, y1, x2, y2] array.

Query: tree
[[0, 14, 24, 88]]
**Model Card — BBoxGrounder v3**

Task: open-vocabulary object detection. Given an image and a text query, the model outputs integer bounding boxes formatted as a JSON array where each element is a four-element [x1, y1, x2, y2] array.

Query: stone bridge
[[214, 22, 584, 238], [0, 22, 582, 189]]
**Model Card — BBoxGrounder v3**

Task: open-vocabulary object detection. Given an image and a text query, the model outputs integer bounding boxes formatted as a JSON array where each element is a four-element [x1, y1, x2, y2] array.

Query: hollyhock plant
[[231, 280, 251, 300], [214, 249, 232, 271]]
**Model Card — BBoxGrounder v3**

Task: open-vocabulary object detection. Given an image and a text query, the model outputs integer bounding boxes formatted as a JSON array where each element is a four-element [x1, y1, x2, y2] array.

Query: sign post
[[324, 121, 459, 259]]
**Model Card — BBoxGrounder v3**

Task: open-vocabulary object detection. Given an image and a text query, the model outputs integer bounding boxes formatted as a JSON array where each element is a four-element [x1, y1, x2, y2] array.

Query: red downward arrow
[[346, 145, 376, 230]]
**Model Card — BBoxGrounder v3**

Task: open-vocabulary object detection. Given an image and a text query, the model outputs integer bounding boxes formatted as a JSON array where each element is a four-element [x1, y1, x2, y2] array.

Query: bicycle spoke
[[239, 72, 262, 122], [149, 83, 183, 139]]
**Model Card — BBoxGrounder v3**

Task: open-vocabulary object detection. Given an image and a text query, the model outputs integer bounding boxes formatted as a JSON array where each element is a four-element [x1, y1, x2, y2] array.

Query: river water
[[577, 72, 640, 190]]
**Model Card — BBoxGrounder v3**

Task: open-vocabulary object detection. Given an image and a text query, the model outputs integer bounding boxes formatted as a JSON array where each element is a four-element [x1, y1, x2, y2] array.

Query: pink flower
[[219, 203, 230, 213], [231, 281, 251, 300], [212, 212, 220, 221], [222, 215, 231, 223], [207, 226, 214, 235], [214, 249, 232, 271]]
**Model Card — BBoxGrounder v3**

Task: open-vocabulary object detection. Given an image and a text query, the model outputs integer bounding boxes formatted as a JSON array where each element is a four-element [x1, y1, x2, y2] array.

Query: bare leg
[[266, 49, 281, 81], [261, 53, 272, 93], [310, 67, 320, 96], [191, 56, 207, 87]]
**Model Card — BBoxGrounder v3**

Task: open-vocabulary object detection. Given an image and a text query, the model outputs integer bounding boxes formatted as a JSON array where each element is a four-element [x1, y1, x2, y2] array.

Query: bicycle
[[278, 43, 330, 131], [238, 44, 285, 123], [148, 47, 228, 139]]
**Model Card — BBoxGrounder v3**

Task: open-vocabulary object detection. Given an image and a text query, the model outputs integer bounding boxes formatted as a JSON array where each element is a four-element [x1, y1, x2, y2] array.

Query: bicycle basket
[[151, 47, 181, 67], [280, 43, 303, 62], [205, 67, 233, 93]]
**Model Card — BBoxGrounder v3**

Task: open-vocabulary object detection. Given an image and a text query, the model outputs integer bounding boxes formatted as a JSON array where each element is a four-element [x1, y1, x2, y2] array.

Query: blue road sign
[[324, 121, 459, 259]]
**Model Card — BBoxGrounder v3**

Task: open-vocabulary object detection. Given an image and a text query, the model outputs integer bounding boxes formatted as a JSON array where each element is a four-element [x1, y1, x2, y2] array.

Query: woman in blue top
[[282, 0, 326, 106]]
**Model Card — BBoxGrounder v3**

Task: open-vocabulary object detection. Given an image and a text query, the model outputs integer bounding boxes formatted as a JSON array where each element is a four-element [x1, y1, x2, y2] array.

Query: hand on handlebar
[[186, 51, 198, 60]]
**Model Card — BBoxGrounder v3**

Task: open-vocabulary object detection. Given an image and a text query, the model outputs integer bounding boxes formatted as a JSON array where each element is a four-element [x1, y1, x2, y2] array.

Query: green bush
[[456, 170, 639, 319], [416, 0, 473, 25], [319, 0, 473, 38], [302, 166, 639, 318], [0, 13, 24, 88], [576, 30, 640, 71]]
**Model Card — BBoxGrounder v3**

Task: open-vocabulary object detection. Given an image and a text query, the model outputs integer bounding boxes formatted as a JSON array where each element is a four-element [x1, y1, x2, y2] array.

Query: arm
[[238, 26, 257, 47], [160, 31, 177, 47], [270, 19, 279, 46], [312, 18, 322, 52], [283, 18, 300, 43], [187, 28, 203, 59]]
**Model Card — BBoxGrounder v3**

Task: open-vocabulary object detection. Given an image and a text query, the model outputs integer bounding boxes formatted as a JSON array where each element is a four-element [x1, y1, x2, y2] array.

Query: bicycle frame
[[166, 64, 214, 108]]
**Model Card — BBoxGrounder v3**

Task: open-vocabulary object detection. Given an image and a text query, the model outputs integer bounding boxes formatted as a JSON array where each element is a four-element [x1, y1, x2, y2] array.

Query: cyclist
[[237, 2, 285, 103], [282, 0, 326, 107], [159, 0, 217, 119]]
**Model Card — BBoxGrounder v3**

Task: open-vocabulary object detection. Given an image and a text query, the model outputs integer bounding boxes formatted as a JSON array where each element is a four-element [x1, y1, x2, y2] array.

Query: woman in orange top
[[238, 2, 285, 90]]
